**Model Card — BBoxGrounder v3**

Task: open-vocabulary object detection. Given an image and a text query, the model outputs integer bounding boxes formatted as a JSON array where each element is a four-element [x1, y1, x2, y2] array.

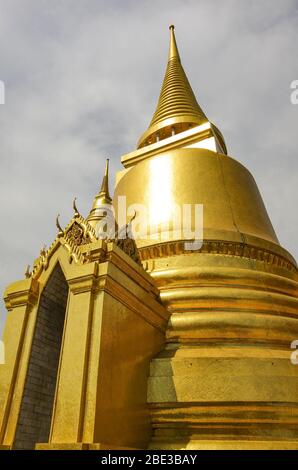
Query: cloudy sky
[[0, 0, 297, 332]]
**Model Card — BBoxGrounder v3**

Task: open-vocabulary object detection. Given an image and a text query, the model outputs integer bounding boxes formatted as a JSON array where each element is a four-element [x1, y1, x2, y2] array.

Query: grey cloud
[[0, 0, 297, 332]]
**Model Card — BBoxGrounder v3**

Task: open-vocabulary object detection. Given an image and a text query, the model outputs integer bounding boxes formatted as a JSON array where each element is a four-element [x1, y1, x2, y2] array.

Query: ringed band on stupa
[[0, 26, 297, 450]]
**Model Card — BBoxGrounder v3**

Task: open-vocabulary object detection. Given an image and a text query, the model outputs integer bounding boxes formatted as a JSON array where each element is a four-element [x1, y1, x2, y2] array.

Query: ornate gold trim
[[139, 240, 297, 273]]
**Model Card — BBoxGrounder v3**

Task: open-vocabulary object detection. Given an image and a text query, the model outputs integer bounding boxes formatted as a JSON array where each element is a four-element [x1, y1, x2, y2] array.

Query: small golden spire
[[137, 26, 207, 148], [87, 158, 113, 228]]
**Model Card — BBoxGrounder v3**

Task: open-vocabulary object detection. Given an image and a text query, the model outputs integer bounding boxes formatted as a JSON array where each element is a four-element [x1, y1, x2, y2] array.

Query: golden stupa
[[0, 26, 297, 450]]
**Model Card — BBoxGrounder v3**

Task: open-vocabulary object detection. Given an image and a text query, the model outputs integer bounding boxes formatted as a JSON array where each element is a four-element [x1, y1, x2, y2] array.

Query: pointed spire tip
[[104, 158, 109, 175], [168, 23, 179, 61], [99, 157, 111, 200]]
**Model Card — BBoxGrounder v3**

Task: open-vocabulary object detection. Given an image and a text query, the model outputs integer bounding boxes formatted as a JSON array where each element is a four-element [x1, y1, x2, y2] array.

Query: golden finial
[[73, 197, 80, 218], [25, 265, 31, 279], [87, 158, 113, 228], [130, 210, 137, 224], [99, 158, 111, 200], [137, 26, 207, 148], [56, 214, 64, 237], [168, 25, 179, 61], [40, 245, 47, 257], [114, 211, 137, 240]]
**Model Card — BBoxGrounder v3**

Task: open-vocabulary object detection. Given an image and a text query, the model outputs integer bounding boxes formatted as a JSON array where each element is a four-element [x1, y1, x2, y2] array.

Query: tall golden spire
[[87, 159, 113, 227], [138, 25, 207, 148]]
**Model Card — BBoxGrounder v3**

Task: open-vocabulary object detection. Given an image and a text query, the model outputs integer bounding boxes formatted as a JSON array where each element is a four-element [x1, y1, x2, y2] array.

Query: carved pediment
[[107, 215, 142, 266], [114, 237, 142, 266], [65, 222, 91, 246]]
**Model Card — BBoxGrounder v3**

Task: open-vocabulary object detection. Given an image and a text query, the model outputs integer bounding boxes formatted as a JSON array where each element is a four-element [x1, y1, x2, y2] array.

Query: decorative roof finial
[[40, 245, 47, 257], [56, 214, 64, 237], [73, 197, 80, 218], [25, 265, 31, 279]]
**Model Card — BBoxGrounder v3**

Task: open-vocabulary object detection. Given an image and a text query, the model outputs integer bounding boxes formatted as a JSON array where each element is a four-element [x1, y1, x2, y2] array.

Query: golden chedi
[[0, 26, 297, 450], [114, 26, 298, 449]]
